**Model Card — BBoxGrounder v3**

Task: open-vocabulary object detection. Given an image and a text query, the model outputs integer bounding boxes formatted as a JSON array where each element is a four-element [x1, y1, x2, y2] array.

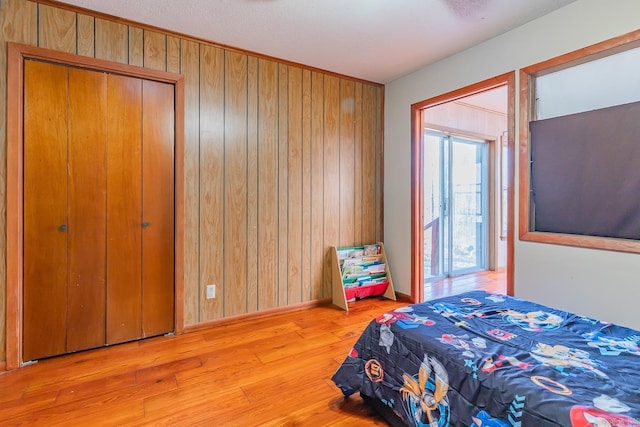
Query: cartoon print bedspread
[[331, 291, 640, 426]]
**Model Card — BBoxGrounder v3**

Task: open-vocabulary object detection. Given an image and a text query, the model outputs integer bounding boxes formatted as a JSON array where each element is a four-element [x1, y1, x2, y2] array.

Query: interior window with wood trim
[[519, 29, 640, 254]]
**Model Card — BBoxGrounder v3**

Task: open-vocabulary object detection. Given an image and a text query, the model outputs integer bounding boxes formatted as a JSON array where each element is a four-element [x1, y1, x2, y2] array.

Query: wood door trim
[[6, 42, 185, 370]]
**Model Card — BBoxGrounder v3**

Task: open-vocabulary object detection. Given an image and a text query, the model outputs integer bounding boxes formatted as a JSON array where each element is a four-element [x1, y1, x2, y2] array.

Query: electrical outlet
[[206, 284, 216, 299]]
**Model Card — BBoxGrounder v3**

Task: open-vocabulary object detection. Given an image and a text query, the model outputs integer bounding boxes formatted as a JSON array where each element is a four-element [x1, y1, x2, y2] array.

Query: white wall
[[384, 0, 640, 329]]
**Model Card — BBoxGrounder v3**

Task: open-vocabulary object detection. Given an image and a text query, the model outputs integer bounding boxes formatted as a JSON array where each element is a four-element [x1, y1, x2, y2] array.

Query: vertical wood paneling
[[278, 64, 289, 306], [374, 87, 384, 241], [181, 39, 200, 325], [257, 59, 279, 310], [361, 85, 377, 244], [128, 27, 143, 67], [95, 18, 127, 63], [224, 50, 248, 316], [199, 44, 225, 321], [323, 76, 340, 297], [1, 0, 386, 366], [353, 83, 363, 244], [76, 14, 94, 57], [246, 56, 259, 312], [0, 0, 38, 363], [301, 69, 312, 301], [339, 79, 355, 246], [38, 4, 76, 53], [310, 72, 325, 299], [167, 36, 180, 73], [144, 30, 167, 71], [287, 67, 303, 304]]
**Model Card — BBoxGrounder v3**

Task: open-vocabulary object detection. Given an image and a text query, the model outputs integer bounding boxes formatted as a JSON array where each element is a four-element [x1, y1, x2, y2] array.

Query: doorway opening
[[410, 73, 515, 302]]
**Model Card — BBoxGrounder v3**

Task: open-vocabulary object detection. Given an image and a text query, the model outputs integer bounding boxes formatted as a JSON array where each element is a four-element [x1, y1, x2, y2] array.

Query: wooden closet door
[[141, 79, 175, 337], [23, 60, 69, 361], [106, 74, 143, 344], [66, 67, 108, 353]]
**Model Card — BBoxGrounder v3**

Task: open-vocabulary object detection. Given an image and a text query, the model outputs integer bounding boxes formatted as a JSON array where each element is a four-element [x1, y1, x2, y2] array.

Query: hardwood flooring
[[0, 271, 505, 426]]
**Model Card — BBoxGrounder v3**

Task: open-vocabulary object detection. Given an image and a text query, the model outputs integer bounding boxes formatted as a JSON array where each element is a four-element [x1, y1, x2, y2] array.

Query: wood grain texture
[[75, 14, 94, 56], [353, 82, 363, 244], [257, 58, 279, 310], [180, 39, 200, 325], [38, 3, 76, 53], [199, 44, 225, 321], [310, 72, 325, 299], [374, 86, 384, 241], [66, 66, 107, 353], [95, 18, 127, 63], [302, 69, 312, 301], [0, 0, 386, 368], [223, 50, 248, 316], [246, 56, 259, 312], [141, 79, 175, 337], [323, 75, 340, 299], [22, 60, 68, 361], [287, 66, 303, 305], [106, 74, 143, 345], [128, 26, 143, 67], [144, 30, 167, 71], [1, 0, 38, 364], [361, 85, 377, 244], [278, 64, 289, 307], [339, 79, 355, 246]]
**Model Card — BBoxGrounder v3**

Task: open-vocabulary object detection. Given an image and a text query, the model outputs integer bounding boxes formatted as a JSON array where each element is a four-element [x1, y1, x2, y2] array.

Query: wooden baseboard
[[0, 360, 6, 374], [183, 298, 333, 333], [395, 291, 413, 303]]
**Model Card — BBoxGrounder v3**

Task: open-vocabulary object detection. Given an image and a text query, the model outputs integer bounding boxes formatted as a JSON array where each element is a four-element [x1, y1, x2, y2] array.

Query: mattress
[[331, 290, 640, 426]]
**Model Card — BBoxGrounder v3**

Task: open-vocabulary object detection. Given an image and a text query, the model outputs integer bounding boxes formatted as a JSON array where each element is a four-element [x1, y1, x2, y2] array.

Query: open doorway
[[410, 73, 515, 302]]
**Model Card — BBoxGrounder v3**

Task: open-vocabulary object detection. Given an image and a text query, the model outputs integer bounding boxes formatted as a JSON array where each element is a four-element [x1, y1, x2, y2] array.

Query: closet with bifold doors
[[23, 59, 175, 361]]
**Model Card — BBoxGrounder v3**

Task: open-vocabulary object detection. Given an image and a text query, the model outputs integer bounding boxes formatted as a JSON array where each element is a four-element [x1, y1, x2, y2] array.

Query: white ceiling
[[58, 0, 576, 84]]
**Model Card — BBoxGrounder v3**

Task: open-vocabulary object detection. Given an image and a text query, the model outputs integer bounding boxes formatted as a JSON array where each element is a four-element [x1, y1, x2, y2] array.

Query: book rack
[[330, 242, 396, 311]]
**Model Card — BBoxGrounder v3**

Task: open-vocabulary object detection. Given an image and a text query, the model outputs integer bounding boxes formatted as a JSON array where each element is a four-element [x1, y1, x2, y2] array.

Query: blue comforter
[[331, 291, 640, 426]]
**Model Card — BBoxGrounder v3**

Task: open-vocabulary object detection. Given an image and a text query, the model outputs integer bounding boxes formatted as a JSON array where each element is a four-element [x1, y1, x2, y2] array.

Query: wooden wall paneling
[[323, 75, 340, 298], [375, 86, 384, 241], [287, 66, 303, 305], [310, 72, 325, 299], [22, 60, 68, 361], [167, 36, 181, 74], [95, 18, 128, 64], [199, 44, 225, 321], [1, 0, 38, 364], [301, 69, 312, 301], [180, 39, 200, 325], [128, 27, 143, 67], [37, 3, 76, 53], [361, 84, 377, 244], [257, 58, 279, 310], [66, 67, 107, 352], [246, 56, 259, 312], [76, 14, 94, 57], [277, 64, 289, 306], [141, 79, 175, 336], [353, 83, 363, 244], [223, 50, 248, 316], [339, 79, 355, 246], [106, 74, 143, 345], [144, 30, 167, 71]]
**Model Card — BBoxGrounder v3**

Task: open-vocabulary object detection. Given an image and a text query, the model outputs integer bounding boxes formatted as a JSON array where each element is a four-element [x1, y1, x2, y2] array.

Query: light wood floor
[[0, 271, 505, 426]]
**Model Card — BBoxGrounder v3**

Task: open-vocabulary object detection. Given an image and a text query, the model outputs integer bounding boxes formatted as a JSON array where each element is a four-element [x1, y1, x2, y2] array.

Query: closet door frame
[[6, 42, 185, 370]]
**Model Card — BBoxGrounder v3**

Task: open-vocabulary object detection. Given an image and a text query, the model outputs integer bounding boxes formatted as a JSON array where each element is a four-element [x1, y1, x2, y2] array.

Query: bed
[[331, 290, 640, 426]]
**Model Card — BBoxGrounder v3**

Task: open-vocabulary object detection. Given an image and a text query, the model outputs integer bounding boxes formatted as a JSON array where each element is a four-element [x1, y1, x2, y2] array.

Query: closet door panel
[[106, 74, 143, 344], [66, 67, 108, 352], [141, 79, 175, 337], [23, 60, 69, 361]]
